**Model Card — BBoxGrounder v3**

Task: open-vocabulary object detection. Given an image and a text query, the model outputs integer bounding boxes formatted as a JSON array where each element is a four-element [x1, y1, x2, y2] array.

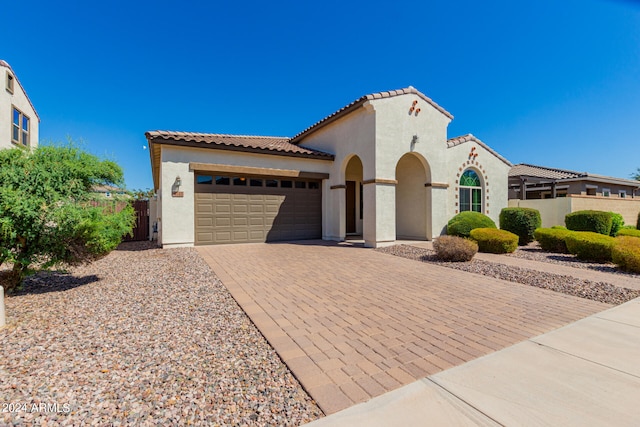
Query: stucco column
[[363, 181, 396, 247]]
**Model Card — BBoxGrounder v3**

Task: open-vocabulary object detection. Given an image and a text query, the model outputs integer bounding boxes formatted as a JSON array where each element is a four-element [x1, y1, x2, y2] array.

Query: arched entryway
[[344, 155, 363, 235], [395, 153, 431, 240]]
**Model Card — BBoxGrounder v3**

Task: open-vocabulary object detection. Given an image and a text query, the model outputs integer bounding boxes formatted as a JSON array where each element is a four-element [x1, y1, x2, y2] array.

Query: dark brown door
[[346, 181, 356, 234]]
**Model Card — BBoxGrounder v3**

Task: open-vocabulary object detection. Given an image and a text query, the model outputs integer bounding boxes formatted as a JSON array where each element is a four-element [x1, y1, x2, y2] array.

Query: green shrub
[[617, 228, 640, 238], [565, 210, 613, 235], [432, 236, 478, 262], [612, 236, 640, 273], [534, 228, 573, 253], [499, 207, 541, 245], [637, 212, 640, 230], [609, 212, 624, 236], [551, 225, 567, 229], [470, 228, 519, 254], [447, 212, 497, 238], [565, 231, 615, 262]]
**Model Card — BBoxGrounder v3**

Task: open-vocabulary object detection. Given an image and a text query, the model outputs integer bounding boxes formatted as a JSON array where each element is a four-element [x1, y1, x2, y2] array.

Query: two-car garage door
[[195, 173, 322, 245]]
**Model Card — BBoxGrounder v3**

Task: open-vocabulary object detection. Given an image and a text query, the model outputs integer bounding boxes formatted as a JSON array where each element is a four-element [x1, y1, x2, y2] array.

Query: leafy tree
[[633, 168, 640, 182], [0, 143, 135, 293]]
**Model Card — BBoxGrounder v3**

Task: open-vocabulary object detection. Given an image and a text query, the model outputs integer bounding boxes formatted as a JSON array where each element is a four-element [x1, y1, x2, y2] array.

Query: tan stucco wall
[[396, 153, 428, 239], [0, 66, 38, 150], [509, 195, 640, 228], [158, 146, 331, 247]]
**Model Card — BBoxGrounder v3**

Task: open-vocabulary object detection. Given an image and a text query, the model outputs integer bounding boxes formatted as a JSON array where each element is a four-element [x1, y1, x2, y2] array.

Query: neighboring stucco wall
[[508, 197, 573, 228], [447, 143, 510, 230], [0, 66, 39, 150], [509, 195, 640, 227], [158, 145, 331, 247]]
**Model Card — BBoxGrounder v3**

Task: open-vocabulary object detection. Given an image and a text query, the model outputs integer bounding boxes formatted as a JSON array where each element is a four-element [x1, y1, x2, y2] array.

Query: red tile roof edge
[[290, 86, 453, 143], [145, 130, 334, 160], [447, 134, 512, 167]]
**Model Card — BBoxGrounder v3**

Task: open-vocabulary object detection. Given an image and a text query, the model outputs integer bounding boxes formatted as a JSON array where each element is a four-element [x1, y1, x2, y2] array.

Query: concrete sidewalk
[[306, 297, 640, 426]]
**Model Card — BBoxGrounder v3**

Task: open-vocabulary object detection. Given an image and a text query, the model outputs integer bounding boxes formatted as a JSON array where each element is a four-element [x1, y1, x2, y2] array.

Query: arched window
[[459, 169, 482, 212]]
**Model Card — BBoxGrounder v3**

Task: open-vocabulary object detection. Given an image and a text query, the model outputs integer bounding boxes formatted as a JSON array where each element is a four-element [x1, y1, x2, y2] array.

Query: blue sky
[[3, 0, 639, 189]]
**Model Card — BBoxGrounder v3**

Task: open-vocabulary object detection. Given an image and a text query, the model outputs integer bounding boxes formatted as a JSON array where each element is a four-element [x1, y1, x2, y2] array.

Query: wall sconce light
[[412, 135, 420, 144], [172, 176, 184, 197]]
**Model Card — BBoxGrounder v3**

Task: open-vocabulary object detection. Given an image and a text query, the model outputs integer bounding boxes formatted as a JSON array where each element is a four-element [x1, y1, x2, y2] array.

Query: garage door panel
[[195, 179, 322, 245]]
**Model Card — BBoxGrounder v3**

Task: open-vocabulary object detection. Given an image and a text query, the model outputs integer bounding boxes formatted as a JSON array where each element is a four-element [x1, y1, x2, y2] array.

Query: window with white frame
[[619, 190, 627, 198], [602, 188, 611, 197], [11, 107, 29, 146], [459, 169, 482, 212]]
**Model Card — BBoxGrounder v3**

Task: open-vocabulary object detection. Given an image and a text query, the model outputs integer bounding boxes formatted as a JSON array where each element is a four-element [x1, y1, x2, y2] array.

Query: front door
[[346, 181, 356, 234]]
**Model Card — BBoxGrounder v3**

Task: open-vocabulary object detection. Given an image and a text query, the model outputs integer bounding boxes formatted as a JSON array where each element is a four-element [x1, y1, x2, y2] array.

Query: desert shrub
[[617, 228, 640, 238], [469, 228, 518, 254], [432, 235, 478, 262], [609, 212, 624, 236], [534, 228, 573, 253], [612, 236, 640, 273], [499, 207, 541, 245], [447, 212, 496, 238], [565, 231, 615, 262], [565, 210, 613, 236]]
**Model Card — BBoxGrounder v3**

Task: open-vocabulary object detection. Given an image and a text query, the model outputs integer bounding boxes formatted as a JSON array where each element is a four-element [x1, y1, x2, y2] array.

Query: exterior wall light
[[175, 176, 182, 187], [412, 135, 419, 144], [172, 176, 184, 197]]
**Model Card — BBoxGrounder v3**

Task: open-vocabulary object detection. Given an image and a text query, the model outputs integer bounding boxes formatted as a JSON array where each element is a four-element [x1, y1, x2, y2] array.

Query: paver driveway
[[198, 241, 609, 414]]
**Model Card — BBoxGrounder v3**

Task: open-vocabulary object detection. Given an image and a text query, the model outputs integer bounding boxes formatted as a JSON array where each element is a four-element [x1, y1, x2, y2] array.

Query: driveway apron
[[197, 241, 609, 414]]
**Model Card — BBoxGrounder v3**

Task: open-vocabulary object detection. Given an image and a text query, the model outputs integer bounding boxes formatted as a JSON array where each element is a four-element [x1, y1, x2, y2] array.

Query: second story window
[[12, 107, 30, 146]]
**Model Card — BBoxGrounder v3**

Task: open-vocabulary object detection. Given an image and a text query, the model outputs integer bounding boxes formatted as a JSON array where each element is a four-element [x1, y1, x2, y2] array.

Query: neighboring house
[[0, 60, 39, 150], [92, 185, 128, 199], [147, 86, 512, 248], [509, 163, 640, 226]]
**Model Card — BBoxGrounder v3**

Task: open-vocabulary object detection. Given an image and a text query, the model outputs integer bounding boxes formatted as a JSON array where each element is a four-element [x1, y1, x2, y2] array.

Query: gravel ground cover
[[1, 241, 322, 426], [507, 242, 640, 278], [377, 245, 640, 305]]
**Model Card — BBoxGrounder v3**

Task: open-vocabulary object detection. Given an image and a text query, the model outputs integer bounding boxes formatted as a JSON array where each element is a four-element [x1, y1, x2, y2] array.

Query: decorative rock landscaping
[[1, 241, 322, 426], [377, 244, 640, 305]]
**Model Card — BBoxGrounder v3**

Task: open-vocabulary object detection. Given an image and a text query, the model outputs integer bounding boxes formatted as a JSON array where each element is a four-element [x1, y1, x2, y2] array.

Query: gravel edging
[[507, 243, 640, 279], [1, 241, 322, 426], [376, 245, 640, 305]]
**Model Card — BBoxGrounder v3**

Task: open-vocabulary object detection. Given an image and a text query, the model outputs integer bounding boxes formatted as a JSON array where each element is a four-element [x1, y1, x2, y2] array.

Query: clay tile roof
[[447, 134, 512, 167], [0, 59, 40, 121], [145, 130, 334, 160], [509, 163, 584, 180], [290, 86, 453, 143]]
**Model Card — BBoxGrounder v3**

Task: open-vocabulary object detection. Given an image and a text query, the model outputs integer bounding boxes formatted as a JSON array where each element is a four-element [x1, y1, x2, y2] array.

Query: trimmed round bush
[[447, 212, 496, 238], [612, 236, 640, 273], [534, 228, 573, 253], [565, 210, 613, 236], [469, 228, 518, 254], [499, 207, 541, 245], [617, 228, 640, 238], [565, 231, 615, 263], [432, 235, 478, 262], [609, 212, 624, 236]]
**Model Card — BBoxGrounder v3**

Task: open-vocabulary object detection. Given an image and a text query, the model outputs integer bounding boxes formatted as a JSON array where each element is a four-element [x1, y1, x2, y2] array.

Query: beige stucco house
[[0, 60, 39, 150], [147, 87, 512, 248]]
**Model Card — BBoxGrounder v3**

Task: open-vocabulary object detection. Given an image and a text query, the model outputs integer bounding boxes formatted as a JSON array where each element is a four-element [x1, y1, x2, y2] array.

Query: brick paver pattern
[[198, 241, 610, 414]]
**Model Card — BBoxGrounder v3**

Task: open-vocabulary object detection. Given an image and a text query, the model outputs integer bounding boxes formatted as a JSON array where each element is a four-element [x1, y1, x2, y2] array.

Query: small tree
[[0, 144, 135, 293], [632, 168, 640, 182]]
